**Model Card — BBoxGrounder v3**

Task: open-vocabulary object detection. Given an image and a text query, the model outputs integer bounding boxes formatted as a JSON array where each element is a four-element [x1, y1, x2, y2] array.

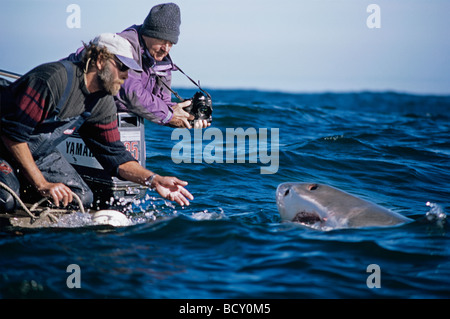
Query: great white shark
[[276, 182, 412, 230]]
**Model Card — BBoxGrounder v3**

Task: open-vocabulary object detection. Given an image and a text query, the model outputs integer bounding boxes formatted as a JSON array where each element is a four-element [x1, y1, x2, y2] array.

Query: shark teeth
[[293, 211, 323, 225]]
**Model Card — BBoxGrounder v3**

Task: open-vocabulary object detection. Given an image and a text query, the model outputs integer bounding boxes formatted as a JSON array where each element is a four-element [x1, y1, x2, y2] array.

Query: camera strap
[[156, 74, 184, 101], [174, 64, 211, 99], [153, 64, 211, 101]]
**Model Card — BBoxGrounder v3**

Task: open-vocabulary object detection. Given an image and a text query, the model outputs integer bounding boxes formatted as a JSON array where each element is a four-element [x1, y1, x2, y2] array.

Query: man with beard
[[0, 33, 193, 212]]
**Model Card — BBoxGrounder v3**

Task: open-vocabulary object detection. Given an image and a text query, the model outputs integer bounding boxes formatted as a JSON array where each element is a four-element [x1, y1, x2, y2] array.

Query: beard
[[98, 63, 123, 95]]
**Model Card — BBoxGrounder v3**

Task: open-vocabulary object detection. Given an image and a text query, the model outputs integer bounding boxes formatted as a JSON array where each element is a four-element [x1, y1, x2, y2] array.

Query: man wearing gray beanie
[[66, 3, 208, 129], [141, 2, 181, 45], [115, 3, 209, 129]]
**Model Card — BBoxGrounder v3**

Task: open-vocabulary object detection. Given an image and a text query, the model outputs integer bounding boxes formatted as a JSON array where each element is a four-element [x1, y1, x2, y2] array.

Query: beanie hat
[[141, 3, 181, 44]]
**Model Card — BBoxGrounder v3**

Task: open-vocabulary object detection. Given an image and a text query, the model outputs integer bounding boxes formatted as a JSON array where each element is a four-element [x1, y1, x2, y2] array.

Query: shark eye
[[309, 184, 318, 191], [284, 189, 290, 196]]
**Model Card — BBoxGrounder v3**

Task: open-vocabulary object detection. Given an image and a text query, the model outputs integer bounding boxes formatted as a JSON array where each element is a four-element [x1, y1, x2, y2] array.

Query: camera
[[183, 91, 213, 125]]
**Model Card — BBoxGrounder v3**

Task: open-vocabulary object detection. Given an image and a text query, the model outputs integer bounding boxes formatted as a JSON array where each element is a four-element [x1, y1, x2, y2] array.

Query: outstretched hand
[[151, 175, 194, 206]]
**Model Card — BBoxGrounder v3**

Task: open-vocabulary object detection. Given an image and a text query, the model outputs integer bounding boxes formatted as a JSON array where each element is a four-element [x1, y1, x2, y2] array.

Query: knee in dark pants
[[0, 160, 21, 213], [35, 151, 94, 209], [0, 190, 18, 212]]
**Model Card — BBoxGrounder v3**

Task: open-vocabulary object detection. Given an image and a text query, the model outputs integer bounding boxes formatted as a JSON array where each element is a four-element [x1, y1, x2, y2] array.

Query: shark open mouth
[[293, 211, 323, 225]]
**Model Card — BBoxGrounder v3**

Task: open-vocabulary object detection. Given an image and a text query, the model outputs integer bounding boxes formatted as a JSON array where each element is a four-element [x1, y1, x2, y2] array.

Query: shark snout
[[276, 183, 328, 225], [276, 183, 290, 200]]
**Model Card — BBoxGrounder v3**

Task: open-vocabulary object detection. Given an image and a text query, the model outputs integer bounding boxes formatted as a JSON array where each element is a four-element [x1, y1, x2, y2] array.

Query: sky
[[1, 0, 449, 95]]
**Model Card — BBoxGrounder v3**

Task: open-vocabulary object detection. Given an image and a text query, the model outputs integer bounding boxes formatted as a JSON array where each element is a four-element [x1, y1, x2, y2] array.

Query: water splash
[[425, 201, 447, 228], [190, 208, 226, 221], [323, 134, 345, 141], [51, 211, 94, 228]]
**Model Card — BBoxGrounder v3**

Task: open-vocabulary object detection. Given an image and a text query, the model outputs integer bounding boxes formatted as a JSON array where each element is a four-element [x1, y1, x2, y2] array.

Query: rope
[[0, 69, 22, 80], [0, 181, 86, 223]]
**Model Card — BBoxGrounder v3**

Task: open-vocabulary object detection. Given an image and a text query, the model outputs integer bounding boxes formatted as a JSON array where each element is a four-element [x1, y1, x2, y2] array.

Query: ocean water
[[1, 89, 449, 299]]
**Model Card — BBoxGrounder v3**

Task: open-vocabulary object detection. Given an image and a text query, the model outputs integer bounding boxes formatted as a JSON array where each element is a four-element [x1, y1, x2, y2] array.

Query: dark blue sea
[[1, 89, 449, 301]]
